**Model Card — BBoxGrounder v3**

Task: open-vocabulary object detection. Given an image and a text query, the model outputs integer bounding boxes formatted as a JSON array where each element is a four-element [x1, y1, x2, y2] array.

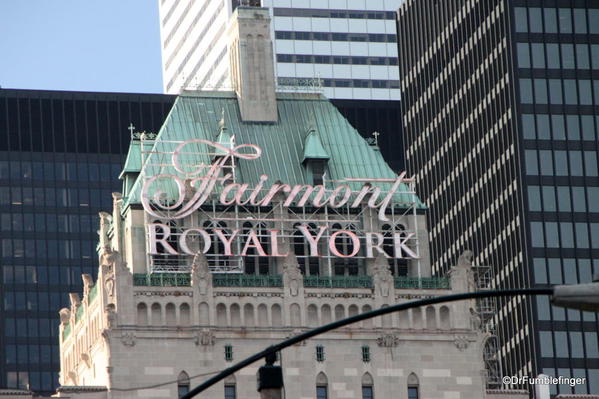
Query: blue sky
[[0, 1, 164, 93]]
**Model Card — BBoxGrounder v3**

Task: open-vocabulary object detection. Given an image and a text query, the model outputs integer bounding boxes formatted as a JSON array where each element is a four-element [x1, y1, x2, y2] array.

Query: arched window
[[151, 303, 162, 326], [177, 371, 190, 398], [334, 304, 345, 321], [165, 303, 176, 326], [216, 303, 227, 326], [293, 223, 320, 275], [411, 308, 422, 329], [180, 303, 191, 326], [439, 306, 450, 329], [407, 372, 419, 399], [271, 304, 282, 326], [425, 306, 436, 329], [224, 374, 236, 399], [243, 303, 255, 327], [382, 223, 409, 276], [321, 304, 332, 324], [316, 372, 328, 399], [331, 223, 362, 276], [257, 304, 268, 325], [361, 372, 374, 399], [203, 221, 230, 271], [230, 304, 241, 326], [242, 222, 270, 275], [137, 303, 148, 326], [361, 304, 373, 328], [307, 304, 318, 327]]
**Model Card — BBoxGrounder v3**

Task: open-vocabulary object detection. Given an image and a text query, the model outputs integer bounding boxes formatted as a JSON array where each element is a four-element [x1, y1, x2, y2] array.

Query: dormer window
[[302, 128, 330, 186], [310, 160, 327, 185]]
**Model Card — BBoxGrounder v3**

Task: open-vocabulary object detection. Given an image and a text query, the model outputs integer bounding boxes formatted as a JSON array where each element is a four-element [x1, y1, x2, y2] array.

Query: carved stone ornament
[[82, 274, 94, 298], [80, 353, 91, 368], [69, 293, 81, 308], [286, 329, 307, 346], [469, 307, 482, 331], [98, 211, 112, 249], [100, 247, 124, 270], [377, 334, 400, 348], [191, 252, 211, 295], [283, 253, 303, 297], [67, 371, 77, 385], [105, 306, 116, 329], [372, 253, 394, 298], [121, 332, 136, 347], [59, 308, 71, 325], [448, 250, 476, 293], [454, 336, 469, 351], [195, 329, 215, 346]]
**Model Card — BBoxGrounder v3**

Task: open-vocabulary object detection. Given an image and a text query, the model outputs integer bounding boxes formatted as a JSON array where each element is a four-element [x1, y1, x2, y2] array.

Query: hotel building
[[35, 8, 528, 399]]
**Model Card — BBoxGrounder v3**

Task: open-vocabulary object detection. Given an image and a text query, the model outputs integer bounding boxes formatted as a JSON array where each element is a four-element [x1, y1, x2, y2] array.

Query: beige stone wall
[[53, 192, 524, 399]]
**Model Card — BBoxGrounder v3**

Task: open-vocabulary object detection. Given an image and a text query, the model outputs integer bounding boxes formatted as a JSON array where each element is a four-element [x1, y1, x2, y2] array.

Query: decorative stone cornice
[[285, 329, 307, 346], [134, 291, 193, 297], [454, 336, 469, 351], [305, 293, 373, 299], [57, 386, 108, 393], [195, 329, 215, 346], [376, 334, 400, 348], [121, 332, 136, 347], [214, 292, 283, 298]]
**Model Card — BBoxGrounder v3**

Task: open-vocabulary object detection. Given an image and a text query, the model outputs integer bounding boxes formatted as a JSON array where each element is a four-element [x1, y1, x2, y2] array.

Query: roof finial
[[372, 131, 380, 146], [219, 108, 226, 132], [128, 123, 136, 138]]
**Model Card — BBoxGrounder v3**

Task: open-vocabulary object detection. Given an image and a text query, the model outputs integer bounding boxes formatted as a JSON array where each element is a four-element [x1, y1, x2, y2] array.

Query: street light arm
[[551, 282, 599, 312], [181, 287, 554, 399]]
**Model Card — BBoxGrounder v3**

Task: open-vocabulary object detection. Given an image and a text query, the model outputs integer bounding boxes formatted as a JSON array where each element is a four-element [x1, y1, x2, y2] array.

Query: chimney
[[228, 7, 278, 122]]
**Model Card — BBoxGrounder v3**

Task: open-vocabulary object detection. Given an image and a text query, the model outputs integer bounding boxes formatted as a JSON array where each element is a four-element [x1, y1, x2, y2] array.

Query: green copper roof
[[302, 129, 330, 162], [215, 127, 234, 156], [124, 91, 424, 208], [119, 138, 154, 178]]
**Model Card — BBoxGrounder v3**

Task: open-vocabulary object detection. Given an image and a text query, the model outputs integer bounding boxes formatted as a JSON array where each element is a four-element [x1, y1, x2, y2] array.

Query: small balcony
[[131, 273, 451, 290], [303, 275, 373, 289], [394, 276, 450, 289], [212, 273, 283, 287], [133, 273, 191, 287]]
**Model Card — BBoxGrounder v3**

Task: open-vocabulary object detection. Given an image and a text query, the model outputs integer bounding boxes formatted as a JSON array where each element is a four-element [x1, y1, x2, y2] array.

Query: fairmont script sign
[[141, 139, 419, 260]]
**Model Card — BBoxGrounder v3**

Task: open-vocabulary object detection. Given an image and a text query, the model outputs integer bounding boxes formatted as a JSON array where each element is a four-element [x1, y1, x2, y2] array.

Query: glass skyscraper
[[0, 89, 174, 394], [398, 0, 599, 396], [516, 5, 599, 395]]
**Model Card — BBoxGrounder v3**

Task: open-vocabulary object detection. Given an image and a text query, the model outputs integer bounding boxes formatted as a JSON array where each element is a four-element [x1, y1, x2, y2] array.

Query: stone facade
[[228, 7, 278, 122], [44, 192, 529, 399]]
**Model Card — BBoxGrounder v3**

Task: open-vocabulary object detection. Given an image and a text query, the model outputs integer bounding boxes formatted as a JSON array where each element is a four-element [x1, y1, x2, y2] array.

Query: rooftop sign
[[140, 139, 419, 272]]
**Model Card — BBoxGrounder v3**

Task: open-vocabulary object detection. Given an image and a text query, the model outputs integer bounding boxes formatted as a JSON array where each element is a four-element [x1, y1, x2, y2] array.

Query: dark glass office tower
[[331, 99, 404, 172], [0, 89, 174, 394], [398, 0, 599, 396]]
